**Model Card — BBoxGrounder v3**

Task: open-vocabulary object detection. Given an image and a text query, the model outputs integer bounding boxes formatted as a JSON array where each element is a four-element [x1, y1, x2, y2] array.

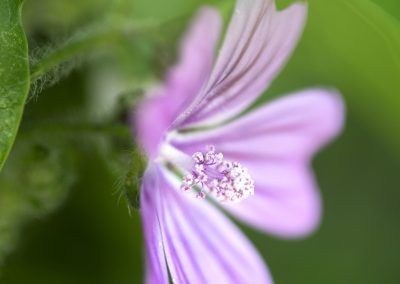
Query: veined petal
[[175, 0, 307, 128], [134, 7, 222, 158], [225, 163, 321, 238], [143, 164, 273, 284], [141, 167, 169, 284], [170, 89, 345, 237]]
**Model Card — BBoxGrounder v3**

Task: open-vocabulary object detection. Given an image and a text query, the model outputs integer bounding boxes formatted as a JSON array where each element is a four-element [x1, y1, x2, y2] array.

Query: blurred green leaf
[[22, 0, 115, 38], [0, 141, 76, 269], [0, 0, 30, 171], [0, 142, 142, 284]]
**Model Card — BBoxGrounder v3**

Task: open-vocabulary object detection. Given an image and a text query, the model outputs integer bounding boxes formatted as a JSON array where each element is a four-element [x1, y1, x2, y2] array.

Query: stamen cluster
[[180, 145, 255, 203]]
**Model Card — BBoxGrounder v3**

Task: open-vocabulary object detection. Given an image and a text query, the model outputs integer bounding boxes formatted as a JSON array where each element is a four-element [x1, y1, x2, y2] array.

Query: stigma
[[180, 145, 254, 203]]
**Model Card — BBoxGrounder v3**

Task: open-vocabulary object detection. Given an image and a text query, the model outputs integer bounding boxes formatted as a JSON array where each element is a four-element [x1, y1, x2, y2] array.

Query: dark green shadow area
[[1, 145, 142, 284]]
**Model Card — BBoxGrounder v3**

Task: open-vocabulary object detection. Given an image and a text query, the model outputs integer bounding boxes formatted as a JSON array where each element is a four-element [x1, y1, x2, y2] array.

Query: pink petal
[[134, 7, 222, 158], [175, 1, 307, 128], [225, 163, 321, 238], [141, 167, 169, 284], [142, 164, 273, 284], [170, 89, 345, 237]]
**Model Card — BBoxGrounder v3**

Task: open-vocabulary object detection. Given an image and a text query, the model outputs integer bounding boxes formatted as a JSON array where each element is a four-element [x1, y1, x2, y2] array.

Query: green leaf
[[0, 0, 30, 171]]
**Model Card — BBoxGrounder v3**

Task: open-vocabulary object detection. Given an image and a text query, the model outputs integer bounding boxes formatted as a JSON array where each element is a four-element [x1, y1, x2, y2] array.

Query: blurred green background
[[0, 0, 400, 283]]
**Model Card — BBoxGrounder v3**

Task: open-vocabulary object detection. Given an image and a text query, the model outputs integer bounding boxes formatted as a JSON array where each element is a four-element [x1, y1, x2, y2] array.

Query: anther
[[180, 145, 255, 203]]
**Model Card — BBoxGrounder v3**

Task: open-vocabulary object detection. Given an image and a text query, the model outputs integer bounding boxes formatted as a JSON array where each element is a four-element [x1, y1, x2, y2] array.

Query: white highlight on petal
[[181, 145, 255, 203]]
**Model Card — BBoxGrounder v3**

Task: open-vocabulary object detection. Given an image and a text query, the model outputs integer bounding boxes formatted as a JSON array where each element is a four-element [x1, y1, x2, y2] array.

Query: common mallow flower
[[133, 0, 344, 283]]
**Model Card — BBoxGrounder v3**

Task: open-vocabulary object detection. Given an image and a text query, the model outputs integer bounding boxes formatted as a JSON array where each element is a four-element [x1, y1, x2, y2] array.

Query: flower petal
[[142, 164, 273, 284], [170, 89, 345, 237], [225, 163, 321, 238], [141, 167, 169, 284], [175, 0, 307, 128], [134, 7, 222, 157]]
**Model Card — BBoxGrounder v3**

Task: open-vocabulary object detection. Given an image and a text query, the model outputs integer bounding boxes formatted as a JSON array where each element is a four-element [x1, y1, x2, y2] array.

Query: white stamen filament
[[158, 143, 194, 171]]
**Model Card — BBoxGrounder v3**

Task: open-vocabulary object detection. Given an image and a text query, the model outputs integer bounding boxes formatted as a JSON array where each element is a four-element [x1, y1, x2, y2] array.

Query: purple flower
[[133, 0, 345, 283]]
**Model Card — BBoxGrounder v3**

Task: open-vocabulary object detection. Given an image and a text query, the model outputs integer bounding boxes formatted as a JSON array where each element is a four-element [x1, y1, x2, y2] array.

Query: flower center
[[180, 145, 255, 203]]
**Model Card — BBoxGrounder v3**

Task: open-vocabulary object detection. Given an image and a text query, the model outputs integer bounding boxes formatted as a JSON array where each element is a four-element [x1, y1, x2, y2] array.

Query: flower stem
[[29, 27, 124, 83]]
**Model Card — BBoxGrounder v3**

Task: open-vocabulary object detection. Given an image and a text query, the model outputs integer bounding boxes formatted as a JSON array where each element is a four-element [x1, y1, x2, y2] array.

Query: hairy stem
[[30, 27, 125, 83]]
